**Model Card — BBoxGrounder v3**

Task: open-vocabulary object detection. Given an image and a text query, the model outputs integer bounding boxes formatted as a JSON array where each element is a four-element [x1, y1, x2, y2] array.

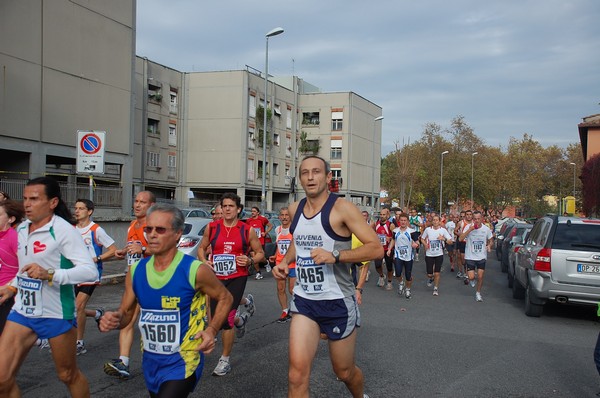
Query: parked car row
[[508, 215, 600, 317], [495, 217, 528, 262]]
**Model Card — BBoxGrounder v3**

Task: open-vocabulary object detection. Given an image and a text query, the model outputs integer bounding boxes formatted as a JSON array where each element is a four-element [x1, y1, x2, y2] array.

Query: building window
[[248, 127, 256, 150], [168, 155, 176, 178], [274, 104, 281, 117], [274, 132, 280, 146], [249, 94, 256, 118], [332, 119, 342, 131], [286, 107, 292, 129], [148, 119, 160, 135], [258, 160, 268, 179], [331, 147, 342, 159], [169, 90, 177, 113], [247, 159, 255, 181], [331, 169, 342, 179], [330, 139, 342, 159], [286, 136, 292, 157], [168, 124, 176, 146], [147, 151, 160, 168], [302, 112, 320, 125], [273, 163, 279, 176], [148, 83, 162, 102]]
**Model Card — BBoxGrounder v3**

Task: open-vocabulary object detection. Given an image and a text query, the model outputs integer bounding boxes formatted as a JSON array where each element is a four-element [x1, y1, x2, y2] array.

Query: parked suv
[[512, 215, 600, 317]]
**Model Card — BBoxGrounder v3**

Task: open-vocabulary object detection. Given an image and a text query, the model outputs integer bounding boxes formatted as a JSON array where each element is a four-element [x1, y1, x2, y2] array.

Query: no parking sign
[[77, 130, 105, 174]]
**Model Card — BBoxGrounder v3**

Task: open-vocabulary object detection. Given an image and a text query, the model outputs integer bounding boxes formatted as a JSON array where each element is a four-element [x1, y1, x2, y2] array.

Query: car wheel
[[512, 277, 525, 299], [507, 269, 514, 288], [525, 284, 544, 317]]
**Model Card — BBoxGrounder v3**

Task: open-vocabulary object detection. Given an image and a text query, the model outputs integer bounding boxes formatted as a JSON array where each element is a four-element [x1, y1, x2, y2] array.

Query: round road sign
[[80, 133, 102, 155]]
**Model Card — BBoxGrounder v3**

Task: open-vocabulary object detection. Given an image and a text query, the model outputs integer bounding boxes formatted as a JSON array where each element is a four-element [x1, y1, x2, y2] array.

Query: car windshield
[[552, 223, 600, 250]]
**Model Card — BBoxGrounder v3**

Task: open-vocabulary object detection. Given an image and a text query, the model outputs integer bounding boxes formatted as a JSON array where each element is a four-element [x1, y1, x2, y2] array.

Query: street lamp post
[[371, 116, 384, 209], [471, 151, 478, 207], [440, 150, 449, 215], [261, 27, 284, 214], [569, 162, 576, 199]]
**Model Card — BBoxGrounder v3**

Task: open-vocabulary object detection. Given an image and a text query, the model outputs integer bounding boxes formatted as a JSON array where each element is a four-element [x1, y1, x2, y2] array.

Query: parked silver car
[[177, 217, 211, 258], [512, 215, 600, 317]]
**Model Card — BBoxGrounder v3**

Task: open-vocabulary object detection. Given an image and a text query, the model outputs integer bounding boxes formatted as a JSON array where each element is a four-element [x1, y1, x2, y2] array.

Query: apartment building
[[0, 0, 136, 219], [0, 1, 383, 215]]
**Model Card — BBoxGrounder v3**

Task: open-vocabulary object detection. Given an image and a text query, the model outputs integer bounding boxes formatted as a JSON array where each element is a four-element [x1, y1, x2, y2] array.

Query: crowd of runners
[[0, 156, 504, 397]]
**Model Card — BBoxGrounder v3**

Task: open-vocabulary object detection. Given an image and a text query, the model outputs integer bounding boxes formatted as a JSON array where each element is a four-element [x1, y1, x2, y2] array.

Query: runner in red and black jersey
[[372, 208, 396, 290], [244, 207, 272, 280], [198, 193, 264, 377]]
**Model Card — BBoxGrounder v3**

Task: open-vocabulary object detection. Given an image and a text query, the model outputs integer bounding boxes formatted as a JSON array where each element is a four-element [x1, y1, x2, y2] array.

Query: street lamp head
[[472, 151, 478, 156], [441, 151, 449, 155], [570, 162, 576, 166], [374, 116, 384, 122], [266, 27, 285, 38]]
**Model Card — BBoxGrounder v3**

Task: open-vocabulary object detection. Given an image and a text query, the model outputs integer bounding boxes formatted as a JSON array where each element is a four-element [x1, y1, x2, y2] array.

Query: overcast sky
[[136, 0, 600, 156]]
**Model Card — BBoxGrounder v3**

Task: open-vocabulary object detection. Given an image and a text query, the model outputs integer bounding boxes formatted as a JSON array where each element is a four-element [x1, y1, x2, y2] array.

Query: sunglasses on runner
[[143, 226, 172, 234]]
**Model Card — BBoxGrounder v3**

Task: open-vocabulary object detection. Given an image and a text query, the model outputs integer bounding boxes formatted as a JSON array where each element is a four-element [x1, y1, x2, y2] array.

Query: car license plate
[[577, 264, 600, 274]]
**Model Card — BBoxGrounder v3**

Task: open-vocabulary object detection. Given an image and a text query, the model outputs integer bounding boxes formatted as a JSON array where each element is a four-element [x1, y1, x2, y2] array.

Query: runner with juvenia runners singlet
[[373, 208, 396, 291], [269, 207, 296, 323], [420, 214, 453, 296], [104, 190, 155, 379], [0, 177, 98, 397], [99, 203, 233, 397], [198, 193, 264, 377], [387, 213, 420, 299], [73, 199, 116, 356], [445, 214, 457, 272], [245, 206, 272, 280], [455, 210, 474, 284], [272, 155, 383, 398]]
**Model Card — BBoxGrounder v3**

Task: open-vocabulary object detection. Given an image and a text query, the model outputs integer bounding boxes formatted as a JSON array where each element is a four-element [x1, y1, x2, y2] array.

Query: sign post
[[77, 130, 106, 201]]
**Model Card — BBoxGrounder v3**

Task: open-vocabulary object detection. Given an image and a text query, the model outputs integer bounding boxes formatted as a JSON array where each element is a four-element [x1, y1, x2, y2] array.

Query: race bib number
[[378, 234, 387, 245], [277, 239, 291, 255], [17, 276, 43, 317], [472, 240, 484, 253], [213, 254, 236, 276], [296, 256, 330, 294], [399, 245, 409, 258], [430, 240, 441, 252], [254, 228, 262, 238], [139, 309, 181, 355], [127, 240, 143, 266]]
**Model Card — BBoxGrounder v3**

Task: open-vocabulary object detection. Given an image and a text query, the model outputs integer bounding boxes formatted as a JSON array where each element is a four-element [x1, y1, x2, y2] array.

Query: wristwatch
[[355, 287, 363, 294], [332, 249, 340, 264], [47, 268, 55, 287], [248, 257, 254, 267], [96, 255, 102, 263]]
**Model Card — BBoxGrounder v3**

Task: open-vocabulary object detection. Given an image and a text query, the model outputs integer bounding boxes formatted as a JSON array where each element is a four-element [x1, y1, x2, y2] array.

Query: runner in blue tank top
[[273, 156, 383, 398], [99, 204, 232, 397]]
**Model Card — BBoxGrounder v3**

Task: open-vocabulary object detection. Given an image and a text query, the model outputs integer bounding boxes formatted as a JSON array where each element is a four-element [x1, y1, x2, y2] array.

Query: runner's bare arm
[[197, 223, 213, 265], [247, 228, 265, 264]]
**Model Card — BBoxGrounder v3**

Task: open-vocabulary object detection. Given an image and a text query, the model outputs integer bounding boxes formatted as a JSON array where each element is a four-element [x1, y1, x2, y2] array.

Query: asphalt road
[[14, 255, 600, 397]]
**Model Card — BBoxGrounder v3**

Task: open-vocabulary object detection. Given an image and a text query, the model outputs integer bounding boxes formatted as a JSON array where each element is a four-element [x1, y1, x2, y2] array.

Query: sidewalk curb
[[100, 273, 126, 285]]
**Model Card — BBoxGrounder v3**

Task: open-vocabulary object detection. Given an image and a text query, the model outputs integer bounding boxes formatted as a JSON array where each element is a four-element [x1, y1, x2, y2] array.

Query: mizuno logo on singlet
[[142, 312, 178, 322], [19, 280, 41, 289]]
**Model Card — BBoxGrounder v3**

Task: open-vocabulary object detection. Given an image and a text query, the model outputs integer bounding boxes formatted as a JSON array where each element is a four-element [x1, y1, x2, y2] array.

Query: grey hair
[[147, 203, 185, 232]]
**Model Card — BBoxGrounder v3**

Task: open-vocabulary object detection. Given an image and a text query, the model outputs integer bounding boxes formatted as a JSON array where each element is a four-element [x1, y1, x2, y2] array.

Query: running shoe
[[276, 311, 289, 323], [404, 289, 412, 299], [456, 271, 463, 278], [265, 263, 272, 273], [398, 283, 405, 296], [433, 288, 439, 296], [365, 270, 371, 282], [255, 272, 263, 280], [103, 359, 130, 379], [475, 292, 483, 302], [470, 279, 476, 288], [364, 395, 370, 398], [463, 276, 469, 285], [212, 358, 232, 377], [385, 281, 393, 291], [76, 341, 87, 356], [415, 254, 419, 262], [376, 275, 385, 287], [245, 293, 255, 316], [36, 338, 50, 350], [235, 312, 250, 338], [426, 278, 433, 287]]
